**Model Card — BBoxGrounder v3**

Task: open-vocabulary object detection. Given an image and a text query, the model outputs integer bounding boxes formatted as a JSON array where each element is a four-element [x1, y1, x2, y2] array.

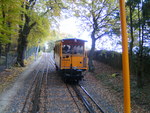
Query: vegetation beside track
[[94, 61, 150, 112]]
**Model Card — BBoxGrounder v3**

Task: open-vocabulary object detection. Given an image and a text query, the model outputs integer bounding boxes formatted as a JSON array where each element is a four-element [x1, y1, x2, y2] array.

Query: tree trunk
[[16, 33, 28, 67], [129, 5, 134, 73], [137, 3, 143, 88], [88, 35, 96, 72], [16, 15, 33, 67], [137, 53, 143, 88], [5, 43, 11, 68]]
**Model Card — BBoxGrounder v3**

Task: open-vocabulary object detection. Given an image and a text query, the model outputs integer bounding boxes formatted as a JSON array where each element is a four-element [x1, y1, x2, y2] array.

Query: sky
[[59, 17, 122, 52], [59, 18, 79, 37], [59, 17, 92, 48]]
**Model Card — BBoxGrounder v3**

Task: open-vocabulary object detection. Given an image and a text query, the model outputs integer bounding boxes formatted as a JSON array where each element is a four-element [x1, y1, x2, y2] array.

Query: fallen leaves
[[0, 56, 34, 93], [91, 60, 149, 113]]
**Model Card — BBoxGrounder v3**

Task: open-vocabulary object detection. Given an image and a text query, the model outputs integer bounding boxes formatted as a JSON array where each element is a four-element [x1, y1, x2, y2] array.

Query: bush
[[94, 50, 122, 69], [94, 49, 150, 82]]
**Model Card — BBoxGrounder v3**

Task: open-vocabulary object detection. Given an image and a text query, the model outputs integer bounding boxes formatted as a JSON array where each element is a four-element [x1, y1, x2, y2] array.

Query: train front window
[[62, 45, 70, 54], [62, 44, 84, 55], [72, 45, 83, 54]]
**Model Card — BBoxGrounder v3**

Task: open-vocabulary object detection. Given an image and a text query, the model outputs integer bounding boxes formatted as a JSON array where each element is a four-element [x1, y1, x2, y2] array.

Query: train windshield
[[62, 44, 84, 55]]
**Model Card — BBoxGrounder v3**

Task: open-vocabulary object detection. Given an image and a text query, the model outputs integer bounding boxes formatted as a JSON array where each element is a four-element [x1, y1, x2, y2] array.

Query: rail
[[20, 58, 42, 113], [72, 85, 96, 113], [66, 84, 82, 113], [79, 84, 105, 113], [20, 55, 49, 113]]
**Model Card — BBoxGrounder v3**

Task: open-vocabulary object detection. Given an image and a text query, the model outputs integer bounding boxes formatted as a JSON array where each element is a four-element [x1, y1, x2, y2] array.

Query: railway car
[[54, 38, 88, 82]]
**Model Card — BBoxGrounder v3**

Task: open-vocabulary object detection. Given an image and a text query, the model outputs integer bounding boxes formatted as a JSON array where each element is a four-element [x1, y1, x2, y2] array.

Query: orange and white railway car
[[54, 38, 88, 82]]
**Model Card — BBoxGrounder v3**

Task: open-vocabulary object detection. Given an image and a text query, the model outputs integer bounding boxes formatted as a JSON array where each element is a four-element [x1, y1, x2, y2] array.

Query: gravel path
[[0, 57, 41, 113]]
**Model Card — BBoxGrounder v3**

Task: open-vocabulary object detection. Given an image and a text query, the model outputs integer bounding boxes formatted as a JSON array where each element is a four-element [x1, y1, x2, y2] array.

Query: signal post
[[119, 0, 131, 113]]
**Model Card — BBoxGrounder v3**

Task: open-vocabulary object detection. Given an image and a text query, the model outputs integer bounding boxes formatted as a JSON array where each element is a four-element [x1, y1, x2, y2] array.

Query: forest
[[0, 0, 150, 89]]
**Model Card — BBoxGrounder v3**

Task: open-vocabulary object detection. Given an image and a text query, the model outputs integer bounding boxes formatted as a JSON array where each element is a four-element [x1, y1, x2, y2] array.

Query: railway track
[[39, 53, 56, 112], [79, 84, 105, 113], [20, 54, 50, 113], [20, 53, 106, 113], [67, 83, 105, 113]]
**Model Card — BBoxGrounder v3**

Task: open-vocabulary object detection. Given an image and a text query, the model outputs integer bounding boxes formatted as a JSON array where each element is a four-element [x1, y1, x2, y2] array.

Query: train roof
[[56, 38, 87, 43]]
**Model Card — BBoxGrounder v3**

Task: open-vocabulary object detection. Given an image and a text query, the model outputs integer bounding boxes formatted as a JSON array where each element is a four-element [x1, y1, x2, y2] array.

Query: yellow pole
[[119, 0, 131, 113]]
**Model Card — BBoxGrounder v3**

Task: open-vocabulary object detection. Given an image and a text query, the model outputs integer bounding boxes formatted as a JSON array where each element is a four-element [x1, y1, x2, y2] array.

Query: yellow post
[[119, 0, 131, 113]]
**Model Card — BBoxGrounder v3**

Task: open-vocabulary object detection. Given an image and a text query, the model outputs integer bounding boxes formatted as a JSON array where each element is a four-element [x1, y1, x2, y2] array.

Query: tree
[[137, 0, 150, 88], [126, 0, 139, 58], [27, 16, 50, 47], [72, 0, 118, 71], [126, 0, 150, 88], [0, 0, 23, 59], [0, 0, 22, 43], [16, 0, 64, 66]]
